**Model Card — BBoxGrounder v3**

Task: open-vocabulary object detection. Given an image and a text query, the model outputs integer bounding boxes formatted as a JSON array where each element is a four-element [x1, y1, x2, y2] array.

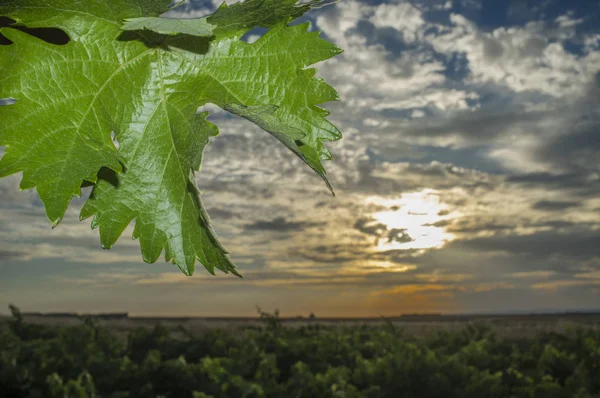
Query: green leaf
[[124, 0, 344, 190], [120, 17, 215, 37], [0, 0, 342, 276], [123, 0, 339, 38]]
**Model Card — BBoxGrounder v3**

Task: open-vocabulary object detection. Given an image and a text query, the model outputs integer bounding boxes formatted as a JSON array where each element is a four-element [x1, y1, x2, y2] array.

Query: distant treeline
[[21, 312, 129, 320], [10, 310, 600, 323]]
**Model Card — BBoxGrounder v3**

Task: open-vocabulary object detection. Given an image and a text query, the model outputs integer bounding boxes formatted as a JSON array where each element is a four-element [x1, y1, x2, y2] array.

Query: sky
[[1, 0, 599, 317]]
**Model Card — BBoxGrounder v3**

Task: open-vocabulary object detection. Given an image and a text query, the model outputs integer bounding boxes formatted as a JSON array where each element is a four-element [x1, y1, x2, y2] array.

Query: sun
[[368, 189, 455, 251]]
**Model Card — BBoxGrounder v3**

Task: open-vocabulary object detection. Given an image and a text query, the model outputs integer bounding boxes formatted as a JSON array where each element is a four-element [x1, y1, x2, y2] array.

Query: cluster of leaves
[[0, 0, 343, 277], [2, 305, 600, 398]]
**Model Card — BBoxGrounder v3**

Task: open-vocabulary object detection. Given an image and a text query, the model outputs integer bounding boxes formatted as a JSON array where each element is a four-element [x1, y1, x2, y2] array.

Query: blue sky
[[1, 0, 599, 316]]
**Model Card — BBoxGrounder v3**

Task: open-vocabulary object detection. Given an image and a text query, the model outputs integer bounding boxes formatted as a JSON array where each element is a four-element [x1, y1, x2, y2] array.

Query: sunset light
[[369, 189, 456, 251]]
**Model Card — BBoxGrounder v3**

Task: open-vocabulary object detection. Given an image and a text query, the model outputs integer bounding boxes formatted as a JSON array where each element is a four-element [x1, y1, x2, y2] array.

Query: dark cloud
[[0, 251, 25, 261], [340, 162, 418, 195], [526, 75, 600, 174], [536, 220, 594, 229], [532, 200, 581, 211], [294, 242, 373, 264], [400, 106, 547, 143], [506, 172, 600, 198], [354, 217, 414, 245], [245, 217, 323, 233], [535, 120, 600, 174], [449, 228, 600, 259], [428, 218, 598, 235], [482, 35, 504, 60], [507, 172, 585, 186], [427, 219, 514, 234], [342, 159, 494, 196], [386, 228, 414, 244], [354, 217, 387, 237]]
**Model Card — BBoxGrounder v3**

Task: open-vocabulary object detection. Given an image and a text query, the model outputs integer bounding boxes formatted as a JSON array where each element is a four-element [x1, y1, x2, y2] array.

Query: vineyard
[[2, 306, 600, 398]]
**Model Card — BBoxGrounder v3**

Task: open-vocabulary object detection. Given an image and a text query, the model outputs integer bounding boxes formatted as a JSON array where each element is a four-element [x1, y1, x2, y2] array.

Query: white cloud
[[369, 3, 425, 42], [314, 1, 478, 114], [426, 13, 598, 97]]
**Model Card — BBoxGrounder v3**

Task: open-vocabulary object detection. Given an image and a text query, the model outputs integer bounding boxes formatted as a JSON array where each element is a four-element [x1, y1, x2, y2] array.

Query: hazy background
[[1, 0, 599, 317]]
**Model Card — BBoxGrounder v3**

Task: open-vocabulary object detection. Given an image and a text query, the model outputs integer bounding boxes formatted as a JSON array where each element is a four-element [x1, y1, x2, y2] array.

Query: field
[[4, 311, 600, 340], [2, 307, 600, 397]]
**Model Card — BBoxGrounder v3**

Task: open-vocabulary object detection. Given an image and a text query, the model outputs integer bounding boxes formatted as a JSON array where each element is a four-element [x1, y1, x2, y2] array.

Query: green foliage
[[0, 0, 342, 276], [122, 0, 329, 38], [3, 306, 600, 398]]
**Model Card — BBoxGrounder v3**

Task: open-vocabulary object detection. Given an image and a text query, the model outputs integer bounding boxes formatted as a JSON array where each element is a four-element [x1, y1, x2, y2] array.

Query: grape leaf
[[120, 17, 215, 37], [123, 0, 336, 38], [124, 0, 343, 185], [0, 0, 342, 276]]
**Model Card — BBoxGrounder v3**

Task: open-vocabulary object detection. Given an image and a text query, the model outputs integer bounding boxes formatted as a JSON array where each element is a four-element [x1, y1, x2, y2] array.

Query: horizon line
[[2, 308, 600, 320]]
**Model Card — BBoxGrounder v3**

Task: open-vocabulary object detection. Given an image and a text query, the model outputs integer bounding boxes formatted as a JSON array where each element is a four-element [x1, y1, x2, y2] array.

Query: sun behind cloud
[[368, 189, 456, 251]]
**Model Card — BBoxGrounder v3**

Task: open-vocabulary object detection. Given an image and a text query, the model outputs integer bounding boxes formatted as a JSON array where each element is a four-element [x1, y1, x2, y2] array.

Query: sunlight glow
[[368, 189, 456, 251], [367, 261, 417, 272]]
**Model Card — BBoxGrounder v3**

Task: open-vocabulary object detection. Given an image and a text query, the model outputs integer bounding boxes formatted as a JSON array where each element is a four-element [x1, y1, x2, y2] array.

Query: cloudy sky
[[1, 0, 599, 317]]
